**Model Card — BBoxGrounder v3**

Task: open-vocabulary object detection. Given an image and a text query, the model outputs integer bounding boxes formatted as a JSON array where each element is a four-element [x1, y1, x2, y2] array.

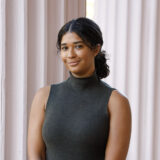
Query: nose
[[67, 48, 76, 58]]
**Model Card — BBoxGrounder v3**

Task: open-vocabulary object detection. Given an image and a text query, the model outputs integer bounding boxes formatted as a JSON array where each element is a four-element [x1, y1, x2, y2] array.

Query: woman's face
[[60, 32, 99, 78]]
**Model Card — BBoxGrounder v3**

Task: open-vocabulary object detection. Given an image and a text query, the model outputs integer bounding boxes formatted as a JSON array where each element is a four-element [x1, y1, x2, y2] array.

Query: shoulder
[[37, 81, 67, 107], [36, 85, 51, 99], [34, 85, 51, 111], [108, 90, 131, 117]]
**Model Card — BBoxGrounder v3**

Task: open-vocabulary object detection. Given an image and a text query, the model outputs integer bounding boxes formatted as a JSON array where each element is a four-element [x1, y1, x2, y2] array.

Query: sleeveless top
[[42, 71, 115, 160]]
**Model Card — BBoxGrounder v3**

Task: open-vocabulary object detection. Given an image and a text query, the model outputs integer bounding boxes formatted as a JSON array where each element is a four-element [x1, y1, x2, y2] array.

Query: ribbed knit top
[[42, 71, 115, 160]]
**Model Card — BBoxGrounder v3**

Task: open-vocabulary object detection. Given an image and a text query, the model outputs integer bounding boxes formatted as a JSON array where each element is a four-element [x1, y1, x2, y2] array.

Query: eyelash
[[61, 46, 68, 51], [61, 45, 83, 51], [75, 45, 83, 49]]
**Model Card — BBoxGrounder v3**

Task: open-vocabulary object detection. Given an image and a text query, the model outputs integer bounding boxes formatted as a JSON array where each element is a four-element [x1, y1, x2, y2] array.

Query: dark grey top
[[42, 71, 115, 160]]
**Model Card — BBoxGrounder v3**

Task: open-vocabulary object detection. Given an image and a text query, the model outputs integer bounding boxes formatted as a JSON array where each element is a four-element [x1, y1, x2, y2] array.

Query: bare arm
[[105, 90, 132, 160], [27, 86, 50, 160]]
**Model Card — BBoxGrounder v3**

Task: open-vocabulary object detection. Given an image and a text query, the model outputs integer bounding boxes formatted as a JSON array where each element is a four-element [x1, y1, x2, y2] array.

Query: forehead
[[61, 32, 82, 44]]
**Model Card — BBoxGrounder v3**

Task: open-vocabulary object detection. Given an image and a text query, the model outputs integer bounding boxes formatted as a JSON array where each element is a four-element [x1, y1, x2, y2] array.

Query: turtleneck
[[42, 68, 115, 160], [67, 70, 100, 90]]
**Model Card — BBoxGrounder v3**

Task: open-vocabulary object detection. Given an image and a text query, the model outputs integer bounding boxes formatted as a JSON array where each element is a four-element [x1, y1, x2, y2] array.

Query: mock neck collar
[[67, 70, 100, 90]]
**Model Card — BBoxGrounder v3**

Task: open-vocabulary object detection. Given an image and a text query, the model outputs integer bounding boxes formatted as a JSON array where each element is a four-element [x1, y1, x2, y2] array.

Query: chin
[[69, 68, 81, 74], [68, 67, 84, 75]]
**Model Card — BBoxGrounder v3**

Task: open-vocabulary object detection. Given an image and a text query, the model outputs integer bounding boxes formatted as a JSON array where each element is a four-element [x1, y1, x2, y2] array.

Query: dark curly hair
[[56, 17, 110, 79]]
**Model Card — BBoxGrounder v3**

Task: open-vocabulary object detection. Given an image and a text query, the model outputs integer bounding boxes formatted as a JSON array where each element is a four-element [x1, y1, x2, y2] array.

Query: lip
[[68, 61, 80, 66]]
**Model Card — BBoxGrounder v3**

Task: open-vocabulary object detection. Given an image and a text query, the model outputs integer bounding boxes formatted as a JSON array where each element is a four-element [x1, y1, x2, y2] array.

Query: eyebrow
[[61, 41, 84, 46]]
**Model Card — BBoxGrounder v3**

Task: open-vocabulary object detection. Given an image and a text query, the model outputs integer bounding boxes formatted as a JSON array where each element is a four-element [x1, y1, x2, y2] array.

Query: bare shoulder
[[35, 85, 51, 101], [33, 85, 51, 111], [108, 90, 131, 115], [39, 85, 51, 110]]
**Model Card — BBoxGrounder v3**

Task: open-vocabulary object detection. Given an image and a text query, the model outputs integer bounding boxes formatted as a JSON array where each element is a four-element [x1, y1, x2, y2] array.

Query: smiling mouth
[[68, 61, 80, 66]]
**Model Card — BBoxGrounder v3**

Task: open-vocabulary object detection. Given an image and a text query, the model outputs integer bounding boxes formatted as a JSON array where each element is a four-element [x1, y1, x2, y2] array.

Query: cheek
[[81, 52, 94, 64], [60, 54, 67, 63]]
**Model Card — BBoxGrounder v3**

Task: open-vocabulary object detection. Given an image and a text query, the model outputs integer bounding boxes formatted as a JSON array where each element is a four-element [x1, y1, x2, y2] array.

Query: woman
[[27, 17, 131, 160]]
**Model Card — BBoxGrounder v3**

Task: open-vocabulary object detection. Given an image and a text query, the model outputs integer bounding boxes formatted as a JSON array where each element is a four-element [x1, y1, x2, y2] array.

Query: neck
[[67, 70, 100, 90], [71, 69, 95, 78]]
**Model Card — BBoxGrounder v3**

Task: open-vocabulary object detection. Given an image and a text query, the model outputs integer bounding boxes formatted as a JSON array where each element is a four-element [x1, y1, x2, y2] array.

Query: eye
[[75, 45, 83, 49], [61, 46, 68, 51]]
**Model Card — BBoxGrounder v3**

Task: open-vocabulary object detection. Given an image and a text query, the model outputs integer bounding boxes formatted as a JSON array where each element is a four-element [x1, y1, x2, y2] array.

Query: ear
[[94, 44, 101, 56]]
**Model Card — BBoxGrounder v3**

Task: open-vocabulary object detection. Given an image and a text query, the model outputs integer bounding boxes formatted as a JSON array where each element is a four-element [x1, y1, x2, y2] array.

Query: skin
[[60, 32, 100, 77], [27, 32, 131, 160], [27, 86, 49, 160]]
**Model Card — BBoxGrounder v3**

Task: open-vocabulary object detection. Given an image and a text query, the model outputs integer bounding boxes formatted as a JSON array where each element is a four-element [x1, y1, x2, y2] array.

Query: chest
[[42, 85, 110, 149]]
